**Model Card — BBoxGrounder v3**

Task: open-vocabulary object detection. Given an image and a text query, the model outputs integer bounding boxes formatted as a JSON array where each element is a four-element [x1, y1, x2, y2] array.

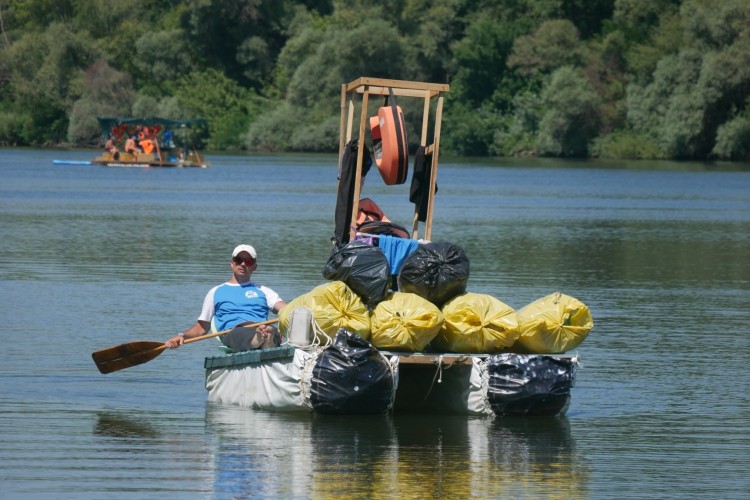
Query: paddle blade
[[92, 341, 166, 374]]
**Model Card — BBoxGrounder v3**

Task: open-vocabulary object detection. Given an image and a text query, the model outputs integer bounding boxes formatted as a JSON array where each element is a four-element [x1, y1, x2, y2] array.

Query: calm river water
[[1, 149, 749, 499]]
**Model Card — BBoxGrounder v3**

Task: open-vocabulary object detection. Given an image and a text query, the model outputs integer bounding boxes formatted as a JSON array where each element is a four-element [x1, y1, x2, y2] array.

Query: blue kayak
[[53, 160, 92, 166]]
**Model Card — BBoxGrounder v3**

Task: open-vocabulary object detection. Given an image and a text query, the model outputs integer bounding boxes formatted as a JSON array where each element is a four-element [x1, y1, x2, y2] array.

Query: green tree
[[613, 0, 678, 33], [626, 0, 750, 159], [133, 29, 193, 84], [70, 0, 142, 39], [171, 68, 262, 150], [537, 66, 602, 156], [713, 106, 750, 161], [67, 60, 135, 144], [396, 0, 463, 84], [507, 19, 583, 79], [184, 0, 296, 90], [560, 0, 615, 39], [441, 100, 502, 156], [7, 0, 75, 29], [490, 90, 544, 156], [452, 16, 522, 106], [250, 10, 409, 152], [0, 20, 98, 144], [443, 12, 529, 155]]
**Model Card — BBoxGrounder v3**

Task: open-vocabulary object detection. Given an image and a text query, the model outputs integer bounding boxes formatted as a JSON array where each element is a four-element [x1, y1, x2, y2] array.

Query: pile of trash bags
[[278, 240, 594, 354]]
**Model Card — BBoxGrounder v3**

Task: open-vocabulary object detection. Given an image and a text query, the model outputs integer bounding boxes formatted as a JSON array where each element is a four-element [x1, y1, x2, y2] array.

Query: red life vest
[[140, 139, 154, 154]]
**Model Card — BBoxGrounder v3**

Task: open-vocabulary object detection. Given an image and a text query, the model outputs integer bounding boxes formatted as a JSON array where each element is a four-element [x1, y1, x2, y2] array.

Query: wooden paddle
[[91, 318, 279, 374]]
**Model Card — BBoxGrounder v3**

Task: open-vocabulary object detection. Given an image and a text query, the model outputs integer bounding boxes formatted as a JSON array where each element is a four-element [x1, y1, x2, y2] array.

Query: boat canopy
[[97, 117, 208, 139]]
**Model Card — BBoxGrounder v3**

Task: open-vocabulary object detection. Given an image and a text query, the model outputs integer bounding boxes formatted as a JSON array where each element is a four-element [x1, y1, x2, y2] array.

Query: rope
[[415, 354, 444, 406], [310, 317, 332, 350], [282, 307, 331, 352]]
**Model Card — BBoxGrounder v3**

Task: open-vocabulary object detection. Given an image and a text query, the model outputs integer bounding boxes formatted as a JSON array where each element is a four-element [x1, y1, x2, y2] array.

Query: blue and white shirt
[[198, 282, 282, 332]]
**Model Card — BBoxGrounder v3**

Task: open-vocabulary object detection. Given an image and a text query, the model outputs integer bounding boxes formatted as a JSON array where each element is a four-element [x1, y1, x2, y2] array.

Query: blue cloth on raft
[[378, 234, 420, 274]]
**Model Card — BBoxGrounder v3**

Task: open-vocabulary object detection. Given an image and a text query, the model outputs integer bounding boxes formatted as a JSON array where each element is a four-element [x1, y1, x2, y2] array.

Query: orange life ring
[[370, 103, 408, 185]]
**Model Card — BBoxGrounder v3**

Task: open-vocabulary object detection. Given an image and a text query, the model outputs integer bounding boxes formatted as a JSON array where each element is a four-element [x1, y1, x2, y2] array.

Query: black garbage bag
[[322, 240, 391, 307], [397, 241, 470, 307], [486, 353, 577, 416], [309, 329, 395, 414]]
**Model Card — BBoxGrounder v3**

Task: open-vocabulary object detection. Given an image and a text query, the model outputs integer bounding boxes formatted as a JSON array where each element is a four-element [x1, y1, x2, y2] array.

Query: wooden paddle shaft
[[183, 318, 279, 345]]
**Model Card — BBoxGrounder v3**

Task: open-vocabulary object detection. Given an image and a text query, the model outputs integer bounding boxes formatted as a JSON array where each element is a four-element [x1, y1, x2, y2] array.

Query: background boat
[[92, 116, 210, 168]]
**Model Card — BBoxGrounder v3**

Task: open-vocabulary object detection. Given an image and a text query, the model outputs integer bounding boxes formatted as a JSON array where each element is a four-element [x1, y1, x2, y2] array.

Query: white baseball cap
[[232, 244, 257, 259]]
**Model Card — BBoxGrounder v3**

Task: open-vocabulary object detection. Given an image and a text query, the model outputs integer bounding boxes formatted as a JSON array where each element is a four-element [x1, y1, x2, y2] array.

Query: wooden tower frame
[[338, 77, 450, 242]]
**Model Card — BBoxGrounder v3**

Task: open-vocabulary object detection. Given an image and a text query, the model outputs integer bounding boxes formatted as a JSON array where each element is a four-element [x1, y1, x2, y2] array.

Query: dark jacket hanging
[[333, 139, 372, 247], [409, 146, 437, 222]]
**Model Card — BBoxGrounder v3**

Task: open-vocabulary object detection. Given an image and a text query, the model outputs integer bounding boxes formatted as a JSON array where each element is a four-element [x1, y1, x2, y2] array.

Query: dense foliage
[[1, 0, 749, 160]]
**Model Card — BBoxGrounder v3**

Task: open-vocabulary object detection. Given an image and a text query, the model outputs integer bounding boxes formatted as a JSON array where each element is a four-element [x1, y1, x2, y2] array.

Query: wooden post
[[348, 89, 370, 242], [424, 95, 444, 241], [154, 131, 164, 166], [338, 83, 347, 169]]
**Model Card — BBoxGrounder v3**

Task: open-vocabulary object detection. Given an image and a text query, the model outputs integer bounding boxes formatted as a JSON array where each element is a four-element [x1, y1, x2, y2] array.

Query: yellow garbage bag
[[278, 281, 371, 341], [433, 292, 520, 353], [370, 292, 444, 351], [513, 292, 593, 354]]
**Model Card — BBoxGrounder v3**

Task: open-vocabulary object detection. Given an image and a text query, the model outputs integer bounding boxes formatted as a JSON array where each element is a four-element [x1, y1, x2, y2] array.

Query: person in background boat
[[165, 244, 287, 350], [124, 135, 137, 156], [140, 138, 155, 155], [162, 130, 174, 148], [104, 138, 119, 159]]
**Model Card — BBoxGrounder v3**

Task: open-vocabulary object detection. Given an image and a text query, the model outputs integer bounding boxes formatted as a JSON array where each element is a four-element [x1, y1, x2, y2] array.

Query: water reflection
[[89, 410, 215, 495], [205, 404, 587, 498], [4, 151, 748, 497], [94, 411, 161, 439]]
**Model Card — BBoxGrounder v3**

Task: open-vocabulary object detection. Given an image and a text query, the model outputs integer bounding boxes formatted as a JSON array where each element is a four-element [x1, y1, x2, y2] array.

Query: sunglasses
[[232, 256, 256, 266]]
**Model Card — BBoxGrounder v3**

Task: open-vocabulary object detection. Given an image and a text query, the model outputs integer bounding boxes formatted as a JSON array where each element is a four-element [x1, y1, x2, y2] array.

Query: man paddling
[[165, 244, 287, 351]]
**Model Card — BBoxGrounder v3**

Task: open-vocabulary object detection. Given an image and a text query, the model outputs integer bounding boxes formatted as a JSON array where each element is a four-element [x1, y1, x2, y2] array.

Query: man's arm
[[165, 320, 210, 348]]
